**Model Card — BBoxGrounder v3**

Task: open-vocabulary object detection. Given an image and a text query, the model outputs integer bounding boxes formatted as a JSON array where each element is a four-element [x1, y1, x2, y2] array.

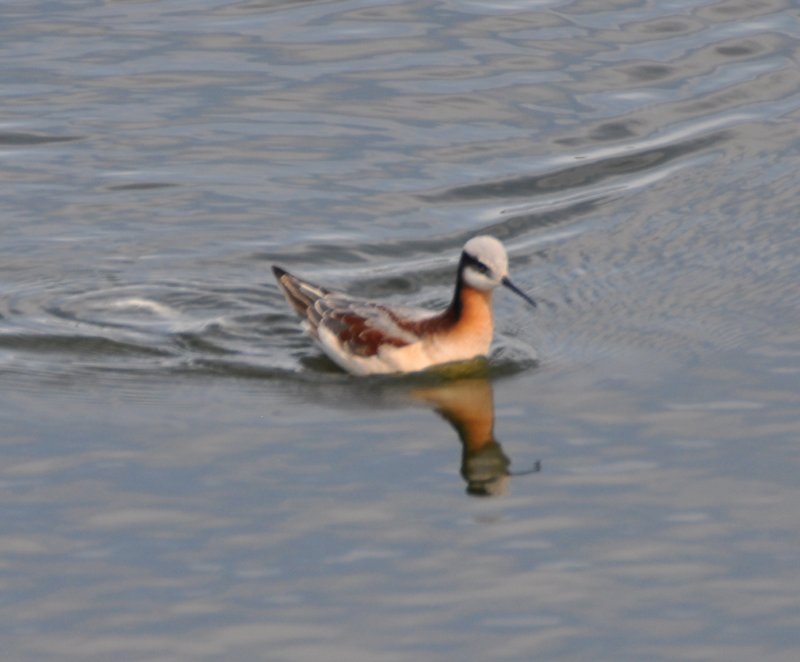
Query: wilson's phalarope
[[272, 235, 535, 375]]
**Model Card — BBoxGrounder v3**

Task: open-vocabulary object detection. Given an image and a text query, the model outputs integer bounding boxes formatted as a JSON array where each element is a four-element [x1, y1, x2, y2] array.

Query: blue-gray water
[[2, 1, 799, 660]]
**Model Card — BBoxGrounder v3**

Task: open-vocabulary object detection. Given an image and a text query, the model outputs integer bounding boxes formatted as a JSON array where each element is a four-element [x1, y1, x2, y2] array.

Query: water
[[1, 0, 799, 659]]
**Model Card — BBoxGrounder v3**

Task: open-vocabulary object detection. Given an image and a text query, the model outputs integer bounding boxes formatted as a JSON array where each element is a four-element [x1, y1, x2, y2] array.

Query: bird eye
[[463, 251, 491, 276]]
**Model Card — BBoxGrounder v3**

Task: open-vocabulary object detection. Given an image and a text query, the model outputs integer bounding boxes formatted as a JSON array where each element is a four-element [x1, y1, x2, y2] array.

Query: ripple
[[0, 132, 81, 146], [0, 332, 172, 358], [426, 129, 729, 202]]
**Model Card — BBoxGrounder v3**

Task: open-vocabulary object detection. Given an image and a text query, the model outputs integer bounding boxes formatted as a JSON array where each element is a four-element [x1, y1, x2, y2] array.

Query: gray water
[[2, 1, 800, 660]]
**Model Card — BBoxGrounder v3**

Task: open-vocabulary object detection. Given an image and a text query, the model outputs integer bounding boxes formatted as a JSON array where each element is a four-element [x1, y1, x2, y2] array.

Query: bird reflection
[[414, 378, 540, 497]]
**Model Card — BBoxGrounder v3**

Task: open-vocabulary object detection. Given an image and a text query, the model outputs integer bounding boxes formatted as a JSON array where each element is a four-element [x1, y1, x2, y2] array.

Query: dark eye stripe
[[463, 252, 491, 275]]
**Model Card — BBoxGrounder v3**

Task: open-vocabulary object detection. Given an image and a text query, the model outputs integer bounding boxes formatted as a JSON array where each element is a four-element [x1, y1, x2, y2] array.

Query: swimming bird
[[272, 235, 535, 375]]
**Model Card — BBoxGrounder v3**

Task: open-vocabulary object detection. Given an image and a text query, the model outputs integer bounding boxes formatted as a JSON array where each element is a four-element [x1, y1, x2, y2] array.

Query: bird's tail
[[272, 266, 329, 317]]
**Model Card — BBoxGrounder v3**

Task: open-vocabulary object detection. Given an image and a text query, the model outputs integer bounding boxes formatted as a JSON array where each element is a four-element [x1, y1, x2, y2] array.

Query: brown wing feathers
[[273, 266, 461, 359]]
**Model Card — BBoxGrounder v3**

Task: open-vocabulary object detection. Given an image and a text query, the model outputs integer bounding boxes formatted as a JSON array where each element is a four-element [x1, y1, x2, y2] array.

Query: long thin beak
[[502, 276, 537, 308]]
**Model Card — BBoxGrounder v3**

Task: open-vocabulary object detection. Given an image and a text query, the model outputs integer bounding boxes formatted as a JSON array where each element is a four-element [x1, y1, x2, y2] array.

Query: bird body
[[273, 236, 534, 375]]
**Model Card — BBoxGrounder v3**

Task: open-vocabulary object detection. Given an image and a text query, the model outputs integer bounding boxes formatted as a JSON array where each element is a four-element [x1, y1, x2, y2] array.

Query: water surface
[[1, 1, 799, 660]]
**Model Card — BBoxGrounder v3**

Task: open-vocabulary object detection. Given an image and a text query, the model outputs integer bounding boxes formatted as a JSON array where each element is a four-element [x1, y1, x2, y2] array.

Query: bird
[[272, 235, 536, 375]]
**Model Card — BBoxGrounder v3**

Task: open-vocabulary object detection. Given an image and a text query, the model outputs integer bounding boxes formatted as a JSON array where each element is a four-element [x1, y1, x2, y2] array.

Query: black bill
[[502, 276, 537, 308]]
